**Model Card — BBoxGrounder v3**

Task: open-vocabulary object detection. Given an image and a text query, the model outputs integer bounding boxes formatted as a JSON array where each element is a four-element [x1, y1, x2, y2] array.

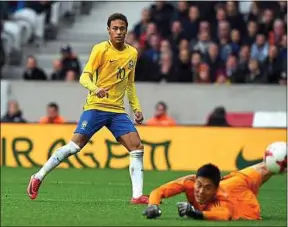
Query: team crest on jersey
[[128, 60, 134, 69], [81, 120, 88, 130]]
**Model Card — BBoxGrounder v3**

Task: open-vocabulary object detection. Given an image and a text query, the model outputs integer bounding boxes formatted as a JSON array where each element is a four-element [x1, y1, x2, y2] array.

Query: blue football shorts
[[74, 109, 137, 140]]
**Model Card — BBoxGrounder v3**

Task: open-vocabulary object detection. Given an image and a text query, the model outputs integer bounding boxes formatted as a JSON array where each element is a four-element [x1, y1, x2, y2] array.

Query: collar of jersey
[[108, 40, 127, 52]]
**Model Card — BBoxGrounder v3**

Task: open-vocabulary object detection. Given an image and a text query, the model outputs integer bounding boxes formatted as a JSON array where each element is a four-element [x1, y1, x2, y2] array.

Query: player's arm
[[202, 205, 232, 221], [127, 51, 141, 113], [149, 175, 196, 205], [79, 45, 101, 93], [143, 175, 195, 219]]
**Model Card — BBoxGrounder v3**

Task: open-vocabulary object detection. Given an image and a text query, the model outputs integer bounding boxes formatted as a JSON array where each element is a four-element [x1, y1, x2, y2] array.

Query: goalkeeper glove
[[143, 205, 162, 219], [177, 202, 204, 220]]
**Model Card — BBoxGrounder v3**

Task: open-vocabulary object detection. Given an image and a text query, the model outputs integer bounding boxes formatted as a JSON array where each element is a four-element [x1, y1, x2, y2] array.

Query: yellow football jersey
[[79, 40, 141, 113]]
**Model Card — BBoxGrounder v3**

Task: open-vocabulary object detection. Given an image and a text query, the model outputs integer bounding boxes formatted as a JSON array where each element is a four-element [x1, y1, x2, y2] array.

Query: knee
[[72, 133, 89, 149], [129, 141, 144, 152]]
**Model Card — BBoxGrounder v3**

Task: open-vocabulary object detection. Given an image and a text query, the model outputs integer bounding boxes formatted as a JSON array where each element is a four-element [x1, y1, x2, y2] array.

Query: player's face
[[155, 104, 166, 117], [108, 20, 127, 44], [194, 177, 218, 205], [47, 107, 58, 119]]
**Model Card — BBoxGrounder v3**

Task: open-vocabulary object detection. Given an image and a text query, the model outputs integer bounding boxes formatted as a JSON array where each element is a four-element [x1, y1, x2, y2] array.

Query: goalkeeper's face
[[194, 177, 218, 205], [108, 20, 127, 44]]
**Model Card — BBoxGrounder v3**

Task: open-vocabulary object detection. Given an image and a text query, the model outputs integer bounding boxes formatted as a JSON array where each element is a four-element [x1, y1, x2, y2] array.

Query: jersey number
[[116, 67, 126, 80]]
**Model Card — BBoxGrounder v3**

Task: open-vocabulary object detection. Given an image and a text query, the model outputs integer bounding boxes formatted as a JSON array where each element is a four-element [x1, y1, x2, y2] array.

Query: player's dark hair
[[107, 13, 128, 28], [196, 163, 221, 187], [48, 102, 59, 111], [156, 101, 167, 111]]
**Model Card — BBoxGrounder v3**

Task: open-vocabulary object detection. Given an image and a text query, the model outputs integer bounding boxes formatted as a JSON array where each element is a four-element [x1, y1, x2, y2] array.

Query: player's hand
[[134, 111, 144, 124], [143, 205, 162, 219], [95, 88, 109, 98], [177, 202, 203, 219]]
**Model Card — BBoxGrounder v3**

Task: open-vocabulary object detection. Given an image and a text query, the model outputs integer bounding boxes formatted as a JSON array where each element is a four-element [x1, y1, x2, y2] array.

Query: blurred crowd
[[129, 1, 287, 84], [1, 1, 287, 85], [23, 44, 81, 81], [0, 1, 80, 79], [0, 99, 229, 127]]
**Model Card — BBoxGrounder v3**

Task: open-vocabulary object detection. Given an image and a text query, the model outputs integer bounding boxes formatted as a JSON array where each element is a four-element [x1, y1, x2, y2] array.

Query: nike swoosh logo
[[235, 147, 262, 170], [110, 60, 117, 63]]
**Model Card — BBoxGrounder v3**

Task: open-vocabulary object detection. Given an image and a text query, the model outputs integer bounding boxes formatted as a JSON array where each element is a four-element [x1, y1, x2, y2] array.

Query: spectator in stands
[[204, 43, 223, 82], [143, 34, 160, 64], [264, 45, 282, 83], [125, 32, 136, 45], [65, 70, 77, 82], [60, 44, 81, 77], [158, 50, 177, 82], [279, 35, 287, 83], [245, 59, 267, 84], [243, 20, 258, 46], [230, 29, 241, 55], [280, 34, 287, 58], [183, 5, 199, 41], [146, 101, 176, 126], [216, 54, 241, 83], [1, 100, 27, 123], [198, 21, 211, 35], [225, 1, 246, 34], [133, 8, 151, 40], [139, 22, 158, 50], [150, 1, 175, 38], [134, 41, 159, 82], [176, 49, 191, 82], [191, 51, 202, 82], [168, 20, 186, 54], [23, 56, 47, 80], [237, 45, 250, 76], [173, 1, 189, 25], [247, 2, 260, 22], [179, 39, 189, 52], [250, 34, 269, 63], [191, 31, 211, 55], [207, 106, 230, 127], [159, 39, 171, 53], [39, 102, 65, 124], [259, 9, 274, 36], [197, 63, 211, 83], [269, 19, 285, 46], [217, 20, 233, 62], [277, 1, 287, 19], [51, 60, 66, 80], [212, 6, 227, 37], [0, 21, 4, 78]]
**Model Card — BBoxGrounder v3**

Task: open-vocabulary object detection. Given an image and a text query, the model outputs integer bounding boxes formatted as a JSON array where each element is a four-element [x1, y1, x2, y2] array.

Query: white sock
[[35, 141, 80, 181], [129, 150, 144, 198]]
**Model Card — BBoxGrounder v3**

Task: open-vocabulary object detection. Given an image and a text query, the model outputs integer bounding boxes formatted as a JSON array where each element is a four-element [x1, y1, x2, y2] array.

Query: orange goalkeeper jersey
[[149, 167, 262, 221]]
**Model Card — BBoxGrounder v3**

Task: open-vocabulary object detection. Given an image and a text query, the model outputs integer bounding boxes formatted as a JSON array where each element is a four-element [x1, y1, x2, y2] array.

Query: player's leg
[[250, 162, 274, 186], [118, 132, 147, 203], [107, 113, 148, 204], [234, 161, 273, 196], [27, 110, 106, 199]]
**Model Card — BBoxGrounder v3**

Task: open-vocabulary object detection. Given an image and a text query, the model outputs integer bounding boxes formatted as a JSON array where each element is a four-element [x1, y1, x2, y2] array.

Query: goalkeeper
[[143, 161, 284, 220]]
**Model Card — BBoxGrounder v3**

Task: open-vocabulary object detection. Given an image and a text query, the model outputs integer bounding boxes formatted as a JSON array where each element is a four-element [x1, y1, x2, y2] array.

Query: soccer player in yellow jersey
[[27, 13, 149, 204]]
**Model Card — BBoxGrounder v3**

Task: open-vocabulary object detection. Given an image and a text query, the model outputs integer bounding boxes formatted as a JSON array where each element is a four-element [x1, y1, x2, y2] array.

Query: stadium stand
[[1, 1, 93, 79], [0, 1, 286, 126], [130, 1, 287, 84]]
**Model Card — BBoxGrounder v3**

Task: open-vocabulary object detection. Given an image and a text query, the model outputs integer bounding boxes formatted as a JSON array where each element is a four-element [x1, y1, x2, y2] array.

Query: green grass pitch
[[1, 167, 287, 226]]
